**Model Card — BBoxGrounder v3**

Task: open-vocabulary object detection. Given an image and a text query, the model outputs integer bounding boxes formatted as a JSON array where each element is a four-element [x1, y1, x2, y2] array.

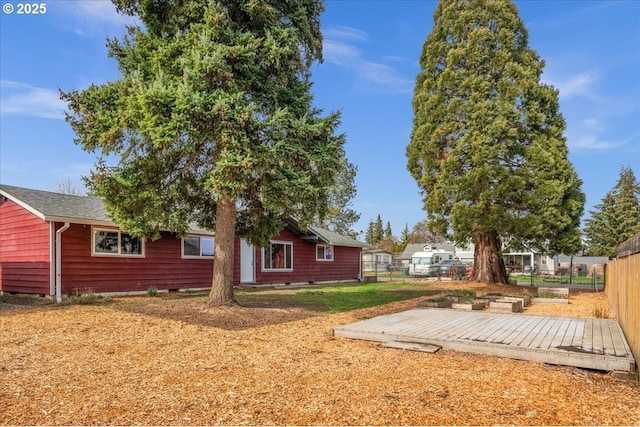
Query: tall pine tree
[[62, 0, 349, 307], [407, 0, 584, 283], [583, 166, 640, 258]]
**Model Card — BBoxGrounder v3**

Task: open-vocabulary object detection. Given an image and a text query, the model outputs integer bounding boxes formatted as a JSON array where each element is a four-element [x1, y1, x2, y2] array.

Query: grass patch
[[510, 275, 603, 285], [237, 282, 439, 313], [69, 288, 104, 305]]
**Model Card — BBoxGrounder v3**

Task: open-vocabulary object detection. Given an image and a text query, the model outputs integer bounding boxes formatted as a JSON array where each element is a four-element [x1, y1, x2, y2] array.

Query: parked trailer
[[408, 249, 455, 277]]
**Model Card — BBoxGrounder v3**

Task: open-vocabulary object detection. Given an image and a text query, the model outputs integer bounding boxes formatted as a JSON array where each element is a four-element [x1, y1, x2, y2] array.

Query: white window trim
[[262, 240, 293, 272], [181, 235, 215, 259], [92, 227, 145, 258], [316, 244, 334, 262]]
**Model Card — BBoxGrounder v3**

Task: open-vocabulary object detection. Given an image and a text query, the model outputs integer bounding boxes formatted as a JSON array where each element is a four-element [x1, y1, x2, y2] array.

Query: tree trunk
[[206, 195, 237, 308], [470, 230, 509, 284]]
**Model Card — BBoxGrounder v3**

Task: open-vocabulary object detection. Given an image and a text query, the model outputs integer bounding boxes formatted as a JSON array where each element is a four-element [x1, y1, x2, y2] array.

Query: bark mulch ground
[[1, 282, 638, 426]]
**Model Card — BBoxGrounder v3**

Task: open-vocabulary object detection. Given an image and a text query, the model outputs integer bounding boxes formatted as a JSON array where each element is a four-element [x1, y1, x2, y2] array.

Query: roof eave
[[44, 216, 116, 227]]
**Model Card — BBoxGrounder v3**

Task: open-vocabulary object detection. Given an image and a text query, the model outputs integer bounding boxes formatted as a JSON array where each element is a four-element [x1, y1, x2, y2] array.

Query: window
[[263, 241, 292, 270], [317, 245, 333, 261], [182, 236, 215, 258], [93, 228, 144, 257]]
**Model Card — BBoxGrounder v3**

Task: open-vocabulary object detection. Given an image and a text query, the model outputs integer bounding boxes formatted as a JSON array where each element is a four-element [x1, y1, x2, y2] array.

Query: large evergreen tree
[[62, 0, 349, 307], [583, 166, 640, 258], [407, 0, 584, 283]]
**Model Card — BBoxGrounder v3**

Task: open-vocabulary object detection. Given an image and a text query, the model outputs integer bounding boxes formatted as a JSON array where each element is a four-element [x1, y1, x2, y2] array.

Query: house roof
[[284, 218, 365, 248], [362, 248, 393, 254], [0, 184, 364, 247], [0, 184, 113, 226], [307, 226, 365, 248]]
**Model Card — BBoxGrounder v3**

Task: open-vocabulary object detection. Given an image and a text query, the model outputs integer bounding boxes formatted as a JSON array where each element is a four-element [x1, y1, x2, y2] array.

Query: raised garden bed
[[535, 287, 569, 304], [420, 297, 453, 308], [501, 295, 532, 307], [537, 287, 569, 297], [452, 300, 487, 310], [532, 297, 569, 304], [490, 299, 523, 313], [481, 293, 504, 302], [442, 289, 477, 302]]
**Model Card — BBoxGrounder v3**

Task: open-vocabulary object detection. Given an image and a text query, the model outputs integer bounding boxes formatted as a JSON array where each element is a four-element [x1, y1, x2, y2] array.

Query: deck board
[[333, 308, 635, 372]]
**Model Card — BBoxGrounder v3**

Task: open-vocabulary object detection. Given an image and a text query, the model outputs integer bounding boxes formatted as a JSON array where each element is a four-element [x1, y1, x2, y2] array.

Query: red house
[[0, 185, 364, 301]]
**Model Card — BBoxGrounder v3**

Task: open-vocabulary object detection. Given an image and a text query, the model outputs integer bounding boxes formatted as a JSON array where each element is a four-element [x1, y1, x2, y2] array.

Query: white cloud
[[323, 40, 362, 66], [323, 26, 412, 94], [567, 134, 622, 150], [545, 72, 597, 100], [581, 118, 603, 132], [360, 62, 412, 87], [0, 80, 66, 119], [324, 26, 368, 42], [55, 0, 138, 36], [566, 117, 632, 150]]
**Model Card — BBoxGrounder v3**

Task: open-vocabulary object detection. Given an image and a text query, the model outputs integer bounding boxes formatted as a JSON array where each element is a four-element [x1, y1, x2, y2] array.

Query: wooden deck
[[333, 308, 636, 372]]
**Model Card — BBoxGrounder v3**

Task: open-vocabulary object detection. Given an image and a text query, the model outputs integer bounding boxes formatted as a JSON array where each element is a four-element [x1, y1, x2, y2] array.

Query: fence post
[[530, 268, 534, 287]]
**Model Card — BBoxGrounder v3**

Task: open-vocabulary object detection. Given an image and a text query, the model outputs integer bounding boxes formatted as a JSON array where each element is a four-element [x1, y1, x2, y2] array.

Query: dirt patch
[[1, 282, 638, 426]]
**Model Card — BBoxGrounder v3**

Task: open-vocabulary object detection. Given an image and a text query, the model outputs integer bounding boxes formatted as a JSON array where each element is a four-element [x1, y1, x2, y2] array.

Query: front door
[[240, 238, 255, 283]]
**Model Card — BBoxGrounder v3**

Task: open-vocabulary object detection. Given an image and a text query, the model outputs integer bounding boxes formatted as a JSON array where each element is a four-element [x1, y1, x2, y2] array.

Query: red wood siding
[[0, 199, 51, 294], [1, 197, 360, 295], [60, 225, 213, 294], [250, 229, 362, 285]]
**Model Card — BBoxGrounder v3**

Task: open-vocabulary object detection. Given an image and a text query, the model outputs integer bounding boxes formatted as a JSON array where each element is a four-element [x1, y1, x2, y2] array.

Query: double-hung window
[[182, 236, 215, 258], [263, 241, 292, 271], [316, 244, 334, 261], [93, 228, 144, 257]]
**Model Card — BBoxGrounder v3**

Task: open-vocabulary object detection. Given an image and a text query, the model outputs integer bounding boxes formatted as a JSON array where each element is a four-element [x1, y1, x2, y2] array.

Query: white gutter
[[55, 222, 70, 303]]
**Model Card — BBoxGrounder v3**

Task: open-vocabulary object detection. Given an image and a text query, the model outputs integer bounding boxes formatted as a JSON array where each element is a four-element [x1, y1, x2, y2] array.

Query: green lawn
[[509, 275, 604, 286], [237, 282, 441, 313]]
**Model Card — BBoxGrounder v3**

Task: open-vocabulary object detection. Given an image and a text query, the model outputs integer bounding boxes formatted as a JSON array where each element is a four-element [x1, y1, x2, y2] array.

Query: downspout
[[49, 223, 56, 296], [55, 223, 70, 303]]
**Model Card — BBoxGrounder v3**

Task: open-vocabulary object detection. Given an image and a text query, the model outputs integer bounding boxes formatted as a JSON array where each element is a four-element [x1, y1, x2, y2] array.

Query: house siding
[[59, 224, 214, 294], [2, 193, 361, 295], [0, 199, 51, 294], [252, 229, 361, 285]]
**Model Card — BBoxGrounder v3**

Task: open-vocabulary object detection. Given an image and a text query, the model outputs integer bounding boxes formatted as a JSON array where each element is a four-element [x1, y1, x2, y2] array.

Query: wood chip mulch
[[1, 282, 638, 426]]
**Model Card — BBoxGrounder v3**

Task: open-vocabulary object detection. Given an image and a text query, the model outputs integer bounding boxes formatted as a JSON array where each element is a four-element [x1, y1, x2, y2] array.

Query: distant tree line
[[582, 166, 640, 258], [364, 215, 446, 253]]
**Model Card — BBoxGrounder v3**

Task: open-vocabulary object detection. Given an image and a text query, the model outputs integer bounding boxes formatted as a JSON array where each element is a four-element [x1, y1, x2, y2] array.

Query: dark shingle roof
[[308, 225, 366, 248], [1, 185, 364, 246], [0, 184, 112, 225]]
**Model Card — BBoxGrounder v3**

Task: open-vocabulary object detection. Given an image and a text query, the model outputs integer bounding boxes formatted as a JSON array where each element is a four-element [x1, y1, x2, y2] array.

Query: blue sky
[[1, 1, 639, 239]]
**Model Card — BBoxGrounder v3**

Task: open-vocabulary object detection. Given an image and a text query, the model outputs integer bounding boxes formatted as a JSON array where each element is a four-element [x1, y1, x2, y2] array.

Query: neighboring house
[[0, 185, 364, 301], [553, 255, 609, 277], [362, 249, 394, 272], [502, 246, 554, 274]]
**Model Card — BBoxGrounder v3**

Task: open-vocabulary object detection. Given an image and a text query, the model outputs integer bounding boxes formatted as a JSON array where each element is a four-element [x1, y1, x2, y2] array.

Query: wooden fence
[[606, 232, 640, 370]]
